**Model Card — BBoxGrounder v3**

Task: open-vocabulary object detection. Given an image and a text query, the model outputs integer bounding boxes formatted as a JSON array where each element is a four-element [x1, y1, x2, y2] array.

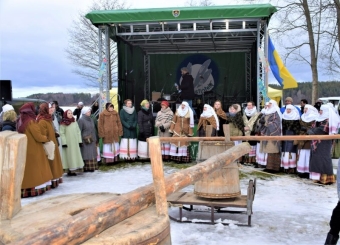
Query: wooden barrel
[[0, 193, 171, 245], [194, 161, 241, 199], [196, 141, 235, 162]]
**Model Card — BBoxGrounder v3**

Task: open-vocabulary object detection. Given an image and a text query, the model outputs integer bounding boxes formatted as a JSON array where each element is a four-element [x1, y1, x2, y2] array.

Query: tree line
[[27, 93, 100, 106]]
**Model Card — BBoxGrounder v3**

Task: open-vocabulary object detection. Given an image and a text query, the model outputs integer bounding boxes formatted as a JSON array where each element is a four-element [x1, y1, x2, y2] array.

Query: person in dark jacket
[[54, 100, 64, 124], [73, 102, 84, 121], [1, 104, 16, 131], [120, 99, 138, 160], [176, 67, 196, 115], [137, 99, 154, 159]]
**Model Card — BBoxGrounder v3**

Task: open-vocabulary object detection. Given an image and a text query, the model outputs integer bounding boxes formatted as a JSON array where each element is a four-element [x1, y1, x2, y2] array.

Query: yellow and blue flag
[[268, 37, 298, 89]]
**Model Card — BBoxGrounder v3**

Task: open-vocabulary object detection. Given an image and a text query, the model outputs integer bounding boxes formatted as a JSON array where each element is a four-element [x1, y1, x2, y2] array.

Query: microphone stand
[[160, 73, 172, 98]]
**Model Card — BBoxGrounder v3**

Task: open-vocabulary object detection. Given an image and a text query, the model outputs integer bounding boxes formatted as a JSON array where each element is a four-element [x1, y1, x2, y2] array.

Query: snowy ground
[[21, 162, 338, 245]]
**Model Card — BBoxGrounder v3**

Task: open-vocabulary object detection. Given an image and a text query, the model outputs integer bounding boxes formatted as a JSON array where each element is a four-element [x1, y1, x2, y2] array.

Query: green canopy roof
[[86, 4, 277, 24]]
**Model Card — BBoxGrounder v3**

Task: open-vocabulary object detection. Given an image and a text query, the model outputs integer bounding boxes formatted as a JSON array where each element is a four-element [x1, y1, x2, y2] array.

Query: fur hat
[[285, 97, 293, 103]]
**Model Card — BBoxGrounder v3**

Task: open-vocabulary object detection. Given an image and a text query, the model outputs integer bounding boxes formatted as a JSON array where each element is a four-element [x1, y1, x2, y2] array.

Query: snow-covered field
[[21, 162, 338, 245]]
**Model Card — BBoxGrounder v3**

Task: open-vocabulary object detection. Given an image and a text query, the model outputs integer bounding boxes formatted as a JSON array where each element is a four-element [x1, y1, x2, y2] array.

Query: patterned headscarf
[[36, 102, 52, 122], [60, 109, 75, 126], [17, 102, 37, 133]]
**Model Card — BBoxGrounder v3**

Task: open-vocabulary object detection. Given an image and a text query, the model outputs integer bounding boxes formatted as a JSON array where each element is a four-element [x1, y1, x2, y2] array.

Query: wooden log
[[0, 131, 16, 191], [205, 125, 212, 137], [10, 142, 251, 245], [159, 134, 340, 142], [148, 137, 168, 216], [0, 132, 27, 221], [223, 124, 231, 142]]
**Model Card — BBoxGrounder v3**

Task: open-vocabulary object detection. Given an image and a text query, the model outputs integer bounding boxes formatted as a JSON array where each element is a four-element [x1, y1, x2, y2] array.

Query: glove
[[55, 133, 60, 138], [62, 145, 68, 148], [169, 132, 173, 137], [159, 125, 165, 132], [79, 143, 83, 147]]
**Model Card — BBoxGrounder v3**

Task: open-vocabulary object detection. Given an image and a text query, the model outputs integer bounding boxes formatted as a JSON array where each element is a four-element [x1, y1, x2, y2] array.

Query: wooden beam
[[11, 142, 251, 245]]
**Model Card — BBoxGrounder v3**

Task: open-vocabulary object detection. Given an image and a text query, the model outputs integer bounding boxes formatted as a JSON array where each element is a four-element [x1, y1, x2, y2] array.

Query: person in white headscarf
[[296, 104, 319, 178], [197, 104, 219, 137], [280, 104, 301, 173], [242, 101, 261, 166], [78, 106, 98, 172], [259, 99, 282, 172], [254, 102, 269, 167], [169, 101, 194, 163], [307, 104, 339, 184]]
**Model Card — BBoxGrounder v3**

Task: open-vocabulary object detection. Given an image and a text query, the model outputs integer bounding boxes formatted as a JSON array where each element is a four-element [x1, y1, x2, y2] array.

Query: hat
[[140, 99, 149, 107], [81, 107, 91, 115], [2, 104, 14, 113], [78, 102, 84, 106], [161, 100, 169, 107], [285, 97, 293, 103]]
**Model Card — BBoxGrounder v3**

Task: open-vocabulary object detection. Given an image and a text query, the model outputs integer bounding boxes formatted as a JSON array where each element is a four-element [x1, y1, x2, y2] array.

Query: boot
[[325, 232, 339, 245]]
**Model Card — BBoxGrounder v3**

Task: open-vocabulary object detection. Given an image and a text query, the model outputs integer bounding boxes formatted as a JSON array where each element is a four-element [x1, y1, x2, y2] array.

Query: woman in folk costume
[[198, 104, 219, 137], [98, 103, 123, 163], [120, 99, 138, 160], [296, 104, 319, 178], [242, 101, 261, 165], [226, 104, 245, 145], [214, 100, 227, 136], [18, 103, 53, 198], [37, 102, 64, 188], [60, 110, 84, 176], [259, 100, 282, 172], [255, 104, 269, 167], [307, 104, 339, 184], [137, 100, 154, 159], [281, 104, 301, 173], [155, 100, 174, 160], [78, 107, 98, 172], [169, 101, 194, 163]]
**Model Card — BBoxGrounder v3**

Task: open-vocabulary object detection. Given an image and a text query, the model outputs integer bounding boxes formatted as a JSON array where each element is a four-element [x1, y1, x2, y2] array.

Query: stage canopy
[[86, 4, 277, 110]]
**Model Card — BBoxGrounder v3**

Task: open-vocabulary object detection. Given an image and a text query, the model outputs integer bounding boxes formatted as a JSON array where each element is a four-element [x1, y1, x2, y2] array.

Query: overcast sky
[[0, 0, 332, 98]]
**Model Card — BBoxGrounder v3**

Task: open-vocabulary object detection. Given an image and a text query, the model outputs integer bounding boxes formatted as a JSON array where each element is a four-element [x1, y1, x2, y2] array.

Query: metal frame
[[144, 54, 150, 100], [245, 52, 251, 102]]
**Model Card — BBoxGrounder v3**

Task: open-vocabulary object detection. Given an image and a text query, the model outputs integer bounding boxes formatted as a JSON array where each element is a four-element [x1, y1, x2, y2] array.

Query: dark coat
[[137, 109, 154, 141], [78, 115, 97, 161], [120, 108, 137, 139], [1, 121, 16, 131], [180, 73, 195, 100], [281, 119, 300, 153], [73, 108, 82, 121]]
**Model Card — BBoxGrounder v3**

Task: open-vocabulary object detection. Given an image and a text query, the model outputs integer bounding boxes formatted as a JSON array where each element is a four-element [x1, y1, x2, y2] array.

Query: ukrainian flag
[[268, 37, 298, 89]]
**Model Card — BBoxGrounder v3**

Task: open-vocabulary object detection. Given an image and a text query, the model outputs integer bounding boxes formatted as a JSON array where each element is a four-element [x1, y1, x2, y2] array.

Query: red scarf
[[36, 103, 52, 122], [60, 110, 75, 126], [17, 102, 37, 133]]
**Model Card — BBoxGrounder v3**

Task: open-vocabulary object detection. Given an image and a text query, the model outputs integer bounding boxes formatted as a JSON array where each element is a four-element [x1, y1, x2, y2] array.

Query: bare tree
[[270, 0, 328, 104], [66, 0, 127, 88], [185, 0, 214, 6]]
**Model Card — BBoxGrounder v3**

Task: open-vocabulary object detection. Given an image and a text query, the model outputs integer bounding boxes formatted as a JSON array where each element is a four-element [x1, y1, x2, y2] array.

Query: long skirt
[[310, 172, 336, 184], [138, 141, 149, 159], [297, 149, 310, 173], [244, 145, 257, 164], [281, 152, 297, 169], [265, 153, 281, 172], [170, 145, 191, 163], [161, 143, 171, 160], [120, 138, 137, 160], [256, 143, 268, 166], [84, 159, 98, 172], [102, 142, 120, 163], [21, 181, 51, 198]]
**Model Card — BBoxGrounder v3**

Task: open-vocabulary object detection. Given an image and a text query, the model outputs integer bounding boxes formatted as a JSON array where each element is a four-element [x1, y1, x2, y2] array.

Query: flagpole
[[264, 24, 269, 98]]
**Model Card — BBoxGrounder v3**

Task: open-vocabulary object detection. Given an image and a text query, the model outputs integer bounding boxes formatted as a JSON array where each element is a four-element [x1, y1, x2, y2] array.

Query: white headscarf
[[244, 105, 257, 117], [327, 103, 339, 115], [317, 104, 340, 134], [80, 107, 91, 118], [301, 104, 319, 123], [201, 104, 219, 130], [282, 104, 300, 120], [265, 100, 282, 119], [177, 101, 194, 128]]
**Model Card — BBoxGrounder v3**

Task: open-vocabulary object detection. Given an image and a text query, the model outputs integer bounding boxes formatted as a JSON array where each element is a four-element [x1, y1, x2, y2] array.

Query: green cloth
[[60, 122, 84, 170], [120, 108, 138, 139], [86, 4, 277, 24]]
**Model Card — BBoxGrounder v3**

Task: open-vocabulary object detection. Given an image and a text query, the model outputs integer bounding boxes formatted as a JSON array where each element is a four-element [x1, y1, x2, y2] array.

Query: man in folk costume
[[198, 104, 219, 137], [214, 100, 227, 136], [307, 104, 339, 184], [296, 105, 319, 178], [255, 103, 269, 167], [155, 100, 174, 160], [169, 101, 194, 163], [242, 101, 260, 166], [281, 104, 301, 174], [120, 99, 138, 160], [260, 100, 282, 172], [98, 103, 123, 164]]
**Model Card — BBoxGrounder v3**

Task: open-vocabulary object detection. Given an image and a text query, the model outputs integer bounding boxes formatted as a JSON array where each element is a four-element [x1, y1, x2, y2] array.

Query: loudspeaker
[[0, 80, 12, 101]]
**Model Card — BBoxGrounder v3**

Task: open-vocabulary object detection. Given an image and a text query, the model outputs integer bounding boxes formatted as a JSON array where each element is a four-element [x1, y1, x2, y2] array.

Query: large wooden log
[[0, 132, 27, 221], [11, 141, 251, 245], [159, 134, 340, 142]]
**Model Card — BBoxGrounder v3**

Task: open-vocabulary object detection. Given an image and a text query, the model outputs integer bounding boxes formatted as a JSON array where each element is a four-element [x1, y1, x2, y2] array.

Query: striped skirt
[[170, 145, 191, 163], [256, 143, 268, 166], [281, 152, 297, 169], [138, 141, 149, 159], [120, 138, 137, 160], [102, 142, 120, 163], [161, 143, 171, 160], [297, 149, 310, 173]]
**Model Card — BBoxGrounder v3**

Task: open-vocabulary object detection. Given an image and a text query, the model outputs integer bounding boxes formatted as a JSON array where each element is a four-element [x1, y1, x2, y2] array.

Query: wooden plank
[[10, 141, 251, 245], [0, 133, 27, 220]]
